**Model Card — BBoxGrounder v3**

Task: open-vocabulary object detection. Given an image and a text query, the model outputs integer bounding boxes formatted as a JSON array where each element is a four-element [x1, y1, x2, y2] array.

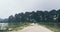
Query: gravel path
[[10, 23, 54, 32]]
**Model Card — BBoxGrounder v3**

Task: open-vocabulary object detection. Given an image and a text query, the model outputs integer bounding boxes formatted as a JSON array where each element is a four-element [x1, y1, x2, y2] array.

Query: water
[[0, 23, 8, 30]]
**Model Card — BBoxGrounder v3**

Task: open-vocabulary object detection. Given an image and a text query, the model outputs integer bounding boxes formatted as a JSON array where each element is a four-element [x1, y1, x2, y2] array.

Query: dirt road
[[10, 23, 54, 32]]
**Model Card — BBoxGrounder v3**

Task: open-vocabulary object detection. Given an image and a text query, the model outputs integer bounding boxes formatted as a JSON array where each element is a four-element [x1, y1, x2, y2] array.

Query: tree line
[[2, 9, 60, 27]]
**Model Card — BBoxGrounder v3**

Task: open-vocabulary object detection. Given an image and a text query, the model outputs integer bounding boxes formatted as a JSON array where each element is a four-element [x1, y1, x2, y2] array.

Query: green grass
[[45, 25, 60, 32], [7, 22, 60, 32], [8, 22, 31, 31], [0, 30, 8, 32], [13, 22, 31, 31], [38, 22, 60, 32]]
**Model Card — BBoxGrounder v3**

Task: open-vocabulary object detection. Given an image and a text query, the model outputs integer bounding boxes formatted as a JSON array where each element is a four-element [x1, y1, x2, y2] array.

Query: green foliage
[[2, 9, 60, 32]]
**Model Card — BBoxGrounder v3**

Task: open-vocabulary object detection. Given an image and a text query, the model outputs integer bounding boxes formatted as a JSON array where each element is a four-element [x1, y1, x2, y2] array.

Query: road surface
[[10, 23, 54, 32]]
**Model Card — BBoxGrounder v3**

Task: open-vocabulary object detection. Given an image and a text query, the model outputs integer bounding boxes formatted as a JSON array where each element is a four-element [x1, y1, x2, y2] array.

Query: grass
[[0, 30, 8, 32], [4, 22, 60, 32], [45, 25, 60, 32], [38, 22, 60, 32], [13, 22, 31, 31], [8, 22, 31, 31]]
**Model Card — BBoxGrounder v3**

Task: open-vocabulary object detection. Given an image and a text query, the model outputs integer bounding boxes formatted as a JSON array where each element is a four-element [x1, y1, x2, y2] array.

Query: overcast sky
[[0, 0, 60, 19]]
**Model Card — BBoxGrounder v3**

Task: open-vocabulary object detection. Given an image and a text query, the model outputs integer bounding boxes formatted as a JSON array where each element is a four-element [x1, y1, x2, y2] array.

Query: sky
[[0, 0, 60, 19]]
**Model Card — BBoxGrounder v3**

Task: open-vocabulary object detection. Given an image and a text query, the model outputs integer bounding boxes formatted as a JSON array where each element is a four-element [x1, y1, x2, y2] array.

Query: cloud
[[0, 0, 60, 18]]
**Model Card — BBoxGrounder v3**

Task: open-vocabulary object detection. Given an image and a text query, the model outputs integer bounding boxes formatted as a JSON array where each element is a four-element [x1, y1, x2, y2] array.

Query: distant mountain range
[[0, 18, 8, 23], [0, 18, 3, 21]]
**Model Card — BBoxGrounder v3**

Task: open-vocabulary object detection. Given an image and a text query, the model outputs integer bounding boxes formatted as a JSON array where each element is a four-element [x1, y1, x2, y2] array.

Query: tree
[[43, 11, 49, 23], [57, 9, 60, 22], [36, 11, 44, 23], [15, 13, 25, 23], [8, 15, 14, 23], [57, 9, 60, 27], [30, 11, 36, 23], [24, 12, 31, 22], [49, 9, 58, 27]]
